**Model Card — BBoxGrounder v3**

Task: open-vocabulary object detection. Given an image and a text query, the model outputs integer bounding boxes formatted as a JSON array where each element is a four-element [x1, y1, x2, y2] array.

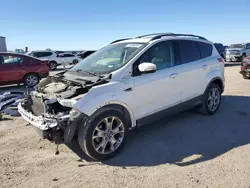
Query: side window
[[0, 55, 23, 64], [178, 40, 200, 64], [66, 54, 74, 57], [197, 42, 212, 58], [39, 52, 52, 57], [137, 41, 175, 71], [246, 44, 250, 49]]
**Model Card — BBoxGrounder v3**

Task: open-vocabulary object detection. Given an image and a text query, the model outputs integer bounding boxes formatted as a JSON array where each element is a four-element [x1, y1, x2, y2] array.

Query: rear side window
[[197, 42, 212, 58], [178, 40, 200, 64], [38, 52, 53, 57]]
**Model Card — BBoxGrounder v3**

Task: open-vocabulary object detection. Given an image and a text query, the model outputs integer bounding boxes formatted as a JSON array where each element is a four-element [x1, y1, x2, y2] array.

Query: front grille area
[[226, 50, 239, 55], [30, 95, 46, 116]]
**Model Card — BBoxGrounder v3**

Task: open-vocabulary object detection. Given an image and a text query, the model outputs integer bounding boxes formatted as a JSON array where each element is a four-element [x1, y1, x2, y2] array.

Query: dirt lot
[[1, 64, 250, 188]]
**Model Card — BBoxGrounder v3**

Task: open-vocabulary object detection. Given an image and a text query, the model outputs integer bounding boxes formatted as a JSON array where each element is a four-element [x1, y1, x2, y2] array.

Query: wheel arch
[[22, 72, 40, 81], [205, 77, 224, 94], [90, 103, 136, 129]]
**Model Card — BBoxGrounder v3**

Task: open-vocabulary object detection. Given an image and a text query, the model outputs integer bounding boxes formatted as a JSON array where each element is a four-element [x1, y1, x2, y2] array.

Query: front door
[[125, 41, 182, 120], [0, 55, 25, 85]]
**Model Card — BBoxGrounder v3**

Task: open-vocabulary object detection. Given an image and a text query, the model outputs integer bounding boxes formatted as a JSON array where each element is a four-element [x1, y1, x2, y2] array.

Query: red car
[[0, 52, 50, 87]]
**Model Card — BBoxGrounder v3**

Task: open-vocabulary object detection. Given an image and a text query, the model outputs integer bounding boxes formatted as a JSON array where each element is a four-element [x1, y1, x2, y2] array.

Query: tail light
[[217, 57, 225, 64]]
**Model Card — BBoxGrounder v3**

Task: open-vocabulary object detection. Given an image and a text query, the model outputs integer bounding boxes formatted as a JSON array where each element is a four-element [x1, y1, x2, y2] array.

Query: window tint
[[39, 52, 53, 57], [197, 42, 212, 58], [137, 41, 175, 71], [64, 54, 74, 57], [246, 43, 250, 49], [178, 40, 200, 64], [0, 55, 23, 64]]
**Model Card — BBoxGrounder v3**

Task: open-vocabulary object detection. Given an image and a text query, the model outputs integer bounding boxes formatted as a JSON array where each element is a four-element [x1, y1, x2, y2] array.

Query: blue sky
[[1, 0, 250, 51]]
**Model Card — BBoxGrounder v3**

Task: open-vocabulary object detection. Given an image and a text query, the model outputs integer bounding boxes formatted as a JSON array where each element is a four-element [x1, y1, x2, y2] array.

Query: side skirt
[[136, 95, 204, 127]]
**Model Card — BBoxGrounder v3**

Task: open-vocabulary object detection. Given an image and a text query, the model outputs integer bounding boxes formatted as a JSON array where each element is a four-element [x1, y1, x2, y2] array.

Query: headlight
[[58, 99, 77, 108], [69, 108, 81, 118]]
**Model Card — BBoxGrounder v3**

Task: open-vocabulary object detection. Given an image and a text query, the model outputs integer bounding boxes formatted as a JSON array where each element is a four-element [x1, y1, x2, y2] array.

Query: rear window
[[178, 40, 200, 64], [197, 42, 212, 58]]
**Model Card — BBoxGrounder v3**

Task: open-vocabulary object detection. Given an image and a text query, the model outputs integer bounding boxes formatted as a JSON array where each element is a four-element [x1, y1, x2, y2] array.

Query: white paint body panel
[[73, 37, 224, 128]]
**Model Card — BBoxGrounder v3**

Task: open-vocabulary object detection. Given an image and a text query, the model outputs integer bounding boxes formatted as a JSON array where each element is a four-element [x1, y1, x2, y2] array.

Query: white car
[[58, 53, 81, 66], [18, 33, 225, 160], [26, 51, 63, 70]]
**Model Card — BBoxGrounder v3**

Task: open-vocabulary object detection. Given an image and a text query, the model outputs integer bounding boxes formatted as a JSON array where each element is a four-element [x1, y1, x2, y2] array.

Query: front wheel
[[78, 108, 128, 161], [199, 83, 222, 115]]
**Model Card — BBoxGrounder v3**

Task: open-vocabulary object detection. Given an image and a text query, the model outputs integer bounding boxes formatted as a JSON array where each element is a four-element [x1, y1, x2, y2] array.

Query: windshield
[[69, 42, 147, 74], [229, 44, 244, 48]]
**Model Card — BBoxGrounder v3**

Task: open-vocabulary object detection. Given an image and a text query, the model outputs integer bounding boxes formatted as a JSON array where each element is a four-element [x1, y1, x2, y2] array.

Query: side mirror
[[138, 62, 156, 74]]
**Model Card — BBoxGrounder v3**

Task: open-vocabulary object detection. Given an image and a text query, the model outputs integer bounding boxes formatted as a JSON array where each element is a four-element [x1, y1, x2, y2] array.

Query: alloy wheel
[[26, 75, 38, 87], [207, 87, 220, 112], [92, 116, 125, 155]]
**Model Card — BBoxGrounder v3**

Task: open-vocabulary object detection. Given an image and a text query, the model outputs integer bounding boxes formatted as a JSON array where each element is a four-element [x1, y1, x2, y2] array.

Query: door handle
[[202, 65, 208, 69], [124, 87, 132, 92], [169, 73, 178, 79]]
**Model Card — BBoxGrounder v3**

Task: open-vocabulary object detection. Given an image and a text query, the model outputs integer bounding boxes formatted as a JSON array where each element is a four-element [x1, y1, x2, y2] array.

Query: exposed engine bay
[[19, 71, 111, 144]]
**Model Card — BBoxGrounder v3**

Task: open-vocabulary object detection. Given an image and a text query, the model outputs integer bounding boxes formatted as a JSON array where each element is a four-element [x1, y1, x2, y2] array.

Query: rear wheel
[[199, 83, 222, 115], [73, 59, 79, 64], [49, 61, 57, 70], [78, 108, 128, 160], [23, 73, 40, 87]]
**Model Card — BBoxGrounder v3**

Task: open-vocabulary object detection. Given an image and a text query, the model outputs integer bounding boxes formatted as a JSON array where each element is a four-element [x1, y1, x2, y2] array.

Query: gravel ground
[[1, 64, 250, 188]]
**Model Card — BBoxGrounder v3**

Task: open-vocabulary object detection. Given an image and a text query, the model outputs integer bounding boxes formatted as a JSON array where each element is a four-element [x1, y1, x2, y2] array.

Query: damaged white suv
[[18, 33, 225, 160]]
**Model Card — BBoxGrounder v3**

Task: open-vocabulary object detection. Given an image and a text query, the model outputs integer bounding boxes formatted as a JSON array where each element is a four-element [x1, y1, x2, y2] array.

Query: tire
[[49, 61, 57, 70], [73, 59, 79, 64], [199, 83, 222, 115], [23, 73, 40, 87], [78, 108, 128, 161], [243, 74, 250, 79]]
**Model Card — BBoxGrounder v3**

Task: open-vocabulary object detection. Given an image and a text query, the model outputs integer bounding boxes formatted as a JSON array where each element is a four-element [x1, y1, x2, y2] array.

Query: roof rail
[[150, 33, 207, 41], [136, 33, 174, 38], [110, 38, 132, 44]]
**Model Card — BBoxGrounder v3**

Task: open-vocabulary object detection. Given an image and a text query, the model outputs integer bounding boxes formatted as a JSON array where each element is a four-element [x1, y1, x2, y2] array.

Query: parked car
[[18, 33, 225, 160], [0, 52, 49, 87], [225, 43, 250, 62], [240, 56, 250, 79], [77, 50, 96, 59], [214, 43, 227, 59], [26, 50, 63, 70], [58, 53, 81, 65]]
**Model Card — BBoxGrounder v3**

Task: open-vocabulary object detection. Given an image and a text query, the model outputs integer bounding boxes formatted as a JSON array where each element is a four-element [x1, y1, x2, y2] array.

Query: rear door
[[0, 55, 25, 85], [174, 40, 212, 102]]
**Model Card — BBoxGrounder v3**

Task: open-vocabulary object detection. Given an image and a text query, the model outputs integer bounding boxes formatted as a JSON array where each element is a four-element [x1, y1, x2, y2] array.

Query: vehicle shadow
[[67, 95, 250, 167], [225, 62, 241, 67]]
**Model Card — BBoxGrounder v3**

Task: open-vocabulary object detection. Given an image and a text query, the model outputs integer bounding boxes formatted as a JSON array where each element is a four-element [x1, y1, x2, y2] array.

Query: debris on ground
[[0, 91, 25, 117]]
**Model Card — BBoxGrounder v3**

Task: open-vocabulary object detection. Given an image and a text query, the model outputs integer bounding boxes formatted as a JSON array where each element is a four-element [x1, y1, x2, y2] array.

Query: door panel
[[131, 67, 182, 119], [0, 55, 25, 84]]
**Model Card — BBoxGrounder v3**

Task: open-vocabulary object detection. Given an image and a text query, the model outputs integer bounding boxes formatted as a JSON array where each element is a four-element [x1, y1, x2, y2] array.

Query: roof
[[112, 33, 209, 45], [0, 36, 5, 39]]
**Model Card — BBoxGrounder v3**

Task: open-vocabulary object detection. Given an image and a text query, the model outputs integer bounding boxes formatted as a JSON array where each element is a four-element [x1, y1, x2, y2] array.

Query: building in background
[[0, 36, 7, 52]]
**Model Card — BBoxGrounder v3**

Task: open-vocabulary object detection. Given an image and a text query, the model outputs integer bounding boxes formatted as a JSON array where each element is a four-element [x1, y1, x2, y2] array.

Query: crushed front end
[[18, 71, 110, 144]]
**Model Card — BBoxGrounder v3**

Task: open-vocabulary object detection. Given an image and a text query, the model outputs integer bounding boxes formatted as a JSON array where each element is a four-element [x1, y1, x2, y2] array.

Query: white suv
[[18, 33, 225, 160], [27, 50, 63, 70]]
